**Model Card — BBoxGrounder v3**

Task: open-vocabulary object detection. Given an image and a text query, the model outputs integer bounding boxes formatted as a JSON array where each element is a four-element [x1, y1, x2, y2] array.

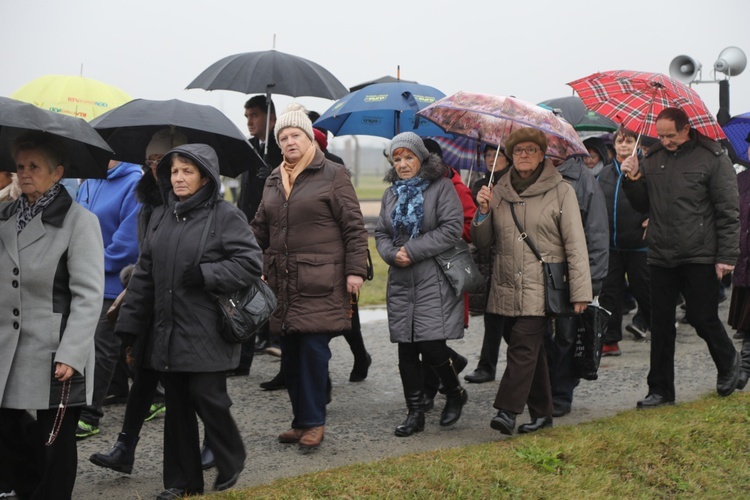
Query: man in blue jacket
[[76, 160, 142, 437]]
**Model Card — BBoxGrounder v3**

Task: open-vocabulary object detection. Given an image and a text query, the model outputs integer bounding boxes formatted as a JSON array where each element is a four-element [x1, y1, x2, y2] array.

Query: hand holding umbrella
[[619, 154, 641, 181]]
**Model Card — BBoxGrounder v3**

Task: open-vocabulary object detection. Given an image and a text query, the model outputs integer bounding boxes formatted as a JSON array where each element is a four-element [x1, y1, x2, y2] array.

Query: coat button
[[283, 202, 288, 208], [13, 309, 19, 316], [13, 321, 19, 329], [282, 227, 287, 232], [12, 280, 18, 288], [12, 268, 18, 275]]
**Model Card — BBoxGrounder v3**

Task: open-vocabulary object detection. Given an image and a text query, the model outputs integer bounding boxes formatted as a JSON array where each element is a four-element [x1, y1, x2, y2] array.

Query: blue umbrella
[[723, 112, 750, 162], [314, 82, 451, 139]]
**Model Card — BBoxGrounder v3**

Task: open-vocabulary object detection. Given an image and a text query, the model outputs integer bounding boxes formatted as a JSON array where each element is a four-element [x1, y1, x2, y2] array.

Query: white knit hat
[[274, 103, 314, 143], [146, 128, 189, 158]]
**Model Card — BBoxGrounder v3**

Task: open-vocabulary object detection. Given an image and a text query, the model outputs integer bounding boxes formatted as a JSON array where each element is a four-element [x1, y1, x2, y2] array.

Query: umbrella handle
[[626, 131, 643, 181], [487, 143, 501, 186]]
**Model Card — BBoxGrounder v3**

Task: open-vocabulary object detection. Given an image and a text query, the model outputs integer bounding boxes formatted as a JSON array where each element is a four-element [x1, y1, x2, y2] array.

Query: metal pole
[[717, 80, 730, 125]]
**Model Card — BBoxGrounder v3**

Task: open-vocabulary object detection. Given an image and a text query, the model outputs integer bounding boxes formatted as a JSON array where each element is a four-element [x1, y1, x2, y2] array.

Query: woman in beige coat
[[472, 128, 591, 436]]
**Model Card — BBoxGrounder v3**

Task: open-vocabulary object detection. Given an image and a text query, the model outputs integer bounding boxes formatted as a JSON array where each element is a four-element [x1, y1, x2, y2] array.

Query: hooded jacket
[[251, 147, 368, 336], [622, 130, 739, 268], [733, 170, 750, 287], [375, 153, 465, 343], [472, 160, 592, 316], [117, 144, 263, 372], [76, 162, 142, 299], [556, 157, 609, 295]]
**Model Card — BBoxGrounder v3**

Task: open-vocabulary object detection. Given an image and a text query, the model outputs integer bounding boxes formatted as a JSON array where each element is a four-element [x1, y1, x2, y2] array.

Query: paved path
[[73, 304, 743, 498]]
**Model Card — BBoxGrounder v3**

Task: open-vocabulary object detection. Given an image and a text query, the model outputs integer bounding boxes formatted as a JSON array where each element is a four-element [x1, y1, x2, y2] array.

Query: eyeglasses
[[145, 160, 159, 168], [512, 146, 540, 156]]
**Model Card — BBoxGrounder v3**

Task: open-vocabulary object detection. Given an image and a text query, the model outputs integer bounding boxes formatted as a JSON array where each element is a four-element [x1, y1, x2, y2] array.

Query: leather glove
[[183, 265, 204, 288]]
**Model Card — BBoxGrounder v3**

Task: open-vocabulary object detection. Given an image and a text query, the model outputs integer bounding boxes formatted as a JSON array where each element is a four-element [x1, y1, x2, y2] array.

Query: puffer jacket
[[556, 157, 609, 295], [623, 130, 739, 267], [117, 144, 263, 372], [251, 147, 368, 336], [472, 160, 592, 316], [598, 159, 649, 250], [375, 154, 464, 343]]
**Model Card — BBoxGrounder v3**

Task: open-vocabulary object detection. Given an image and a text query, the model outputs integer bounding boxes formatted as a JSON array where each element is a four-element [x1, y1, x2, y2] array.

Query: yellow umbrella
[[12, 74, 132, 121]]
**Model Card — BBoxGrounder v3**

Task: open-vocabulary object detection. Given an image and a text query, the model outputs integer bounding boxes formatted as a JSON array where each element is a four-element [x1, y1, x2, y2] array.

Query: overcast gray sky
[[2, 0, 748, 149]]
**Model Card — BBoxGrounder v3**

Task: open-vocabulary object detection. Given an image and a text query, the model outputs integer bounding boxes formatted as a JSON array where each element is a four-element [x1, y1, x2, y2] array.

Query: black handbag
[[573, 303, 610, 380], [195, 203, 277, 344], [509, 202, 575, 317], [49, 356, 86, 409], [434, 239, 485, 296]]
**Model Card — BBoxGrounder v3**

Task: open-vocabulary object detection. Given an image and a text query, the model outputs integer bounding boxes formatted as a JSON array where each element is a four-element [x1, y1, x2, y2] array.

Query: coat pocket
[[296, 254, 335, 297]]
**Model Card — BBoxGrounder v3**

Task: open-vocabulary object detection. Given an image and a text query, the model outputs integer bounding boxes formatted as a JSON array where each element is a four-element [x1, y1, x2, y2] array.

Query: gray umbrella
[[186, 49, 348, 154], [0, 96, 114, 178], [186, 49, 348, 99], [89, 99, 263, 178]]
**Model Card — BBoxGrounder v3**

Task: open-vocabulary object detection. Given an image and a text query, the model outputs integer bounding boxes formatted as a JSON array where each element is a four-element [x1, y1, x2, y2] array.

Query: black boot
[[345, 327, 372, 382], [89, 432, 139, 474], [738, 337, 750, 390], [395, 361, 425, 437], [434, 358, 468, 427]]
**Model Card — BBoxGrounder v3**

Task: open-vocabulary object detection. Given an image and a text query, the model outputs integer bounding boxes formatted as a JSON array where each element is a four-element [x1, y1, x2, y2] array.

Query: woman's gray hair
[[11, 131, 66, 174]]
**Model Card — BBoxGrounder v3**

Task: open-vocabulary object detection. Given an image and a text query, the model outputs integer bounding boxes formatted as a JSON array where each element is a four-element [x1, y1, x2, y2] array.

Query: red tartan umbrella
[[568, 70, 726, 141]]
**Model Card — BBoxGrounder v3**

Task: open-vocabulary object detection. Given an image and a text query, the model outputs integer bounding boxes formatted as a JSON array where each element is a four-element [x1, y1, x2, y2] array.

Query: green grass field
[[208, 393, 750, 498]]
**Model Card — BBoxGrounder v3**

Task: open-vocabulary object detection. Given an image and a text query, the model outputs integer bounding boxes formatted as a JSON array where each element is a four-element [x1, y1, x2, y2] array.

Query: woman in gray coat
[[0, 132, 104, 499], [117, 144, 262, 498], [375, 132, 468, 437]]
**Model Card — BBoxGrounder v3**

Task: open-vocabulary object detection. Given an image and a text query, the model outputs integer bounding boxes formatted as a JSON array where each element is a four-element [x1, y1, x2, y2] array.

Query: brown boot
[[278, 428, 304, 444], [298, 426, 324, 450]]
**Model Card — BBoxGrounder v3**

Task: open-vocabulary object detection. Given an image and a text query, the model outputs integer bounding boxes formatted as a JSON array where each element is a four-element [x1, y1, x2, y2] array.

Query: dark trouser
[[600, 249, 650, 343], [493, 315, 552, 418], [280, 332, 332, 428], [237, 342, 255, 371], [161, 372, 245, 493], [343, 327, 368, 362], [475, 312, 505, 375], [108, 343, 132, 399], [545, 315, 579, 407], [121, 366, 161, 436], [80, 299, 119, 426], [0, 406, 81, 500], [649, 264, 737, 400]]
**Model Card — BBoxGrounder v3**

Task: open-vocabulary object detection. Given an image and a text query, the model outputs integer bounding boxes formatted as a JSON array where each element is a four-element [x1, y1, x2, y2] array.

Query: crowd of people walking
[[1, 95, 749, 500]]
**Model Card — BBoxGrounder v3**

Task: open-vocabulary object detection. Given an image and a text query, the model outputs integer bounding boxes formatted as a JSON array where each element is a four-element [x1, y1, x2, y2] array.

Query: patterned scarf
[[16, 183, 62, 234], [390, 176, 431, 242]]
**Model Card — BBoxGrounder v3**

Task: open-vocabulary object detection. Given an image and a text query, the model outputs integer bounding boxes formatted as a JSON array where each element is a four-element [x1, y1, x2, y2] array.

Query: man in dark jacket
[[237, 95, 283, 223], [545, 155, 609, 417], [621, 107, 741, 408]]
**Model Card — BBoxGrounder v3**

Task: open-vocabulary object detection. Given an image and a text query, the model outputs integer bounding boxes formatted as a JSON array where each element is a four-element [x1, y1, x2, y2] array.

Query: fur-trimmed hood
[[134, 170, 164, 208], [383, 153, 448, 184]]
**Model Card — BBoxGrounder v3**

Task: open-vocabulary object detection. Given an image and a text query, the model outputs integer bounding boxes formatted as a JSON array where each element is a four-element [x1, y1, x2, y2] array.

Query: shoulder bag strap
[[508, 201, 544, 263], [193, 204, 216, 267]]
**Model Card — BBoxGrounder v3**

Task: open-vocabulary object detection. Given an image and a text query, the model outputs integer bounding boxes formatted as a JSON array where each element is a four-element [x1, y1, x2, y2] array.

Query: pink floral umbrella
[[417, 91, 588, 160]]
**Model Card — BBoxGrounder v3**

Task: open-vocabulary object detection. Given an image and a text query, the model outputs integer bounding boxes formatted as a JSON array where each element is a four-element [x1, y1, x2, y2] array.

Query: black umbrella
[[89, 98, 262, 178], [186, 49, 348, 100], [186, 49, 348, 154], [538, 95, 618, 135], [349, 75, 418, 92], [0, 96, 114, 178]]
